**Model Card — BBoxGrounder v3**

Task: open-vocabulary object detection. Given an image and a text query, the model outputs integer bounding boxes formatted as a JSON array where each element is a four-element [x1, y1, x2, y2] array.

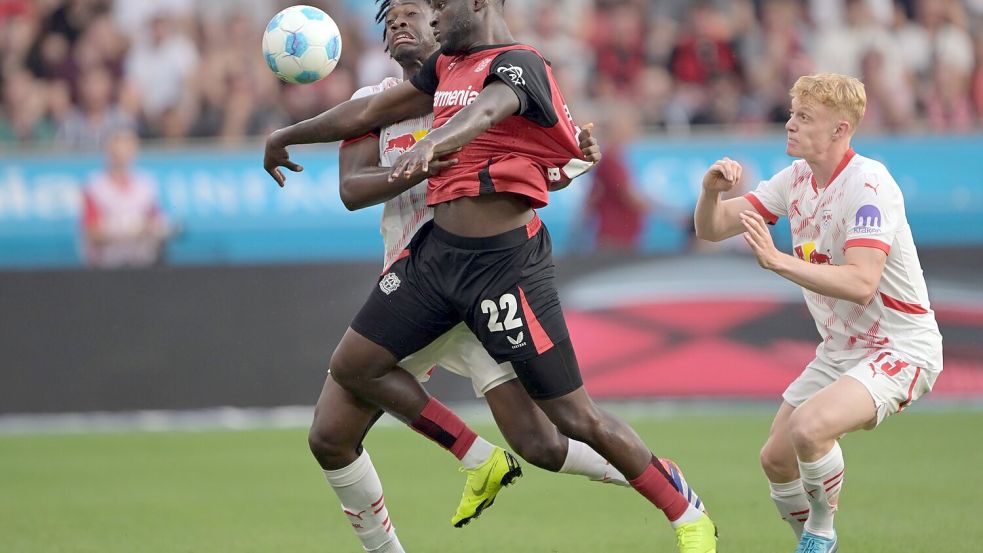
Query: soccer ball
[[262, 5, 342, 84]]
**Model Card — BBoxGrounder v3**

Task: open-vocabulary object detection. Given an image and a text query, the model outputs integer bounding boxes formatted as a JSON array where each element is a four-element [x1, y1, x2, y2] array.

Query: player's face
[[429, 0, 475, 55], [785, 97, 840, 160], [385, 1, 437, 64]]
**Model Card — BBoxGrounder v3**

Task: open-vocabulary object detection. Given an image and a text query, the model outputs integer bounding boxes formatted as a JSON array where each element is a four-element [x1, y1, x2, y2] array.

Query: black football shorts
[[351, 213, 573, 370]]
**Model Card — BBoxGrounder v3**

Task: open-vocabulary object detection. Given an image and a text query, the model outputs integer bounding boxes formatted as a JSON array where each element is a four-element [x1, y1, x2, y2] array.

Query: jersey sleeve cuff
[[340, 132, 379, 148], [844, 238, 891, 255], [743, 192, 779, 225]]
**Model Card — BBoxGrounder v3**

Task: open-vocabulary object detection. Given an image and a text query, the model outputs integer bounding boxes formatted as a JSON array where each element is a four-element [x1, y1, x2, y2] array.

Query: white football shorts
[[783, 349, 941, 427], [398, 323, 517, 397]]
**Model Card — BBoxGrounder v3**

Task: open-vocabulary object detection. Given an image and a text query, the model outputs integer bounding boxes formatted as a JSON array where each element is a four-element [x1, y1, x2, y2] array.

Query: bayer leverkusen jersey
[[410, 44, 591, 208]]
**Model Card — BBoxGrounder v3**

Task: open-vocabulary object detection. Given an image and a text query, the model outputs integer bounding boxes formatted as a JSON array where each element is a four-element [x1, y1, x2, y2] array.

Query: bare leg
[[307, 374, 404, 552], [760, 402, 809, 540], [328, 328, 430, 421], [484, 379, 568, 470], [788, 376, 877, 541], [330, 327, 500, 466], [789, 377, 876, 462], [309, 372, 382, 470]]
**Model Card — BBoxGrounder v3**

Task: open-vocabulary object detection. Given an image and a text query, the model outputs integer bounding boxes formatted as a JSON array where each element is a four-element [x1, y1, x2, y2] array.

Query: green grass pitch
[[2, 410, 980, 552]]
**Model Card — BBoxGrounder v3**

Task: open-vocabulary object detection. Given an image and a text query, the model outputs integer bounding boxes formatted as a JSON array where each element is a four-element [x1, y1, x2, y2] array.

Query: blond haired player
[[694, 74, 943, 552]]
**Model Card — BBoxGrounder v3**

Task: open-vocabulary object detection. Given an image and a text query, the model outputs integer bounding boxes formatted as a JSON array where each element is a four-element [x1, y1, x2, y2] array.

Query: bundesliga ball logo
[[262, 5, 342, 84]]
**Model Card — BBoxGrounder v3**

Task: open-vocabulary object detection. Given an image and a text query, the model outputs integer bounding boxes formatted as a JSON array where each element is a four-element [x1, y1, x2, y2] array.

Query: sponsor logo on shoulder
[[497, 64, 526, 86], [379, 272, 401, 295], [475, 57, 493, 72], [852, 204, 882, 235]]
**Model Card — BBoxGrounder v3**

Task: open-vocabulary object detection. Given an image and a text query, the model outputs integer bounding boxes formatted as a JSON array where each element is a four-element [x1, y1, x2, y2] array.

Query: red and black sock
[[409, 398, 478, 460]]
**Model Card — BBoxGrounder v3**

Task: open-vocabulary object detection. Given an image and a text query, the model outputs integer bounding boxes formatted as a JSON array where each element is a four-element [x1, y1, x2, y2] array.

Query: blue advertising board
[[1, 134, 980, 268]]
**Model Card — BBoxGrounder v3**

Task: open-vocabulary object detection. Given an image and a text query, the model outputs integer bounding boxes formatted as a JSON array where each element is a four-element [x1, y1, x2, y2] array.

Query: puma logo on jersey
[[790, 199, 802, 217], [864, 181, 880, 194]]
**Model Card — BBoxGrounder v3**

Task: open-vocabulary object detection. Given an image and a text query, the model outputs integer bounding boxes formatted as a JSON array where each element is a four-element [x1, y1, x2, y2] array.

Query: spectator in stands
[[591, 0, 648, 95], [668, 1, 741, 124], [56, 64, 134, 149], [123, 10, 198, 139], [585, 109, 651, 252], [81, 127, 171, 268], [1, 0, 982, 144], [973, 26, 983, 124], [0, 68, 57, 145], [860, 49, 907, 132], [923, 0, 975, 131]]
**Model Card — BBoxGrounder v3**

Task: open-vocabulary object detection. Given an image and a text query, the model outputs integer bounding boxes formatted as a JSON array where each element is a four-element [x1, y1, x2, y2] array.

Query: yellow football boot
[[451, 447, 522, 528]]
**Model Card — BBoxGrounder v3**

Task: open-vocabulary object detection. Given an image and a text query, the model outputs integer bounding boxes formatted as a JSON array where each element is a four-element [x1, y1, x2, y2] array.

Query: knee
[[550, 410, 604, 446], [328, 346, 361, 390], [510, 433, 567, 471], [308, 418, 355, 469], [759, 439, 797, 481], [788, 408, 828, 452]]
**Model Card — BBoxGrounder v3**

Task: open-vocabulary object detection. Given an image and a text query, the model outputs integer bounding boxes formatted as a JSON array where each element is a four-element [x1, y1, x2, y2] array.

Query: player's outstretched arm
[[338, 135, 458, 211], [389, 82, 520, 181], [741, 210, 887, 304], [694, 157, 754, 241], [264, 81, 433, 187]]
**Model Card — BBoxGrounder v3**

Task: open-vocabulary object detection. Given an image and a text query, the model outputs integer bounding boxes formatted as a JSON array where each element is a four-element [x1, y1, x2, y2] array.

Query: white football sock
[[367, 535, 405, 553], [323, 450, 404, 552], [799, 442, 844, 539], [559, 439, 629, 487], [460, 436, 496, 469], [769, 478, 810, 539], [669, 504, 705, 528]]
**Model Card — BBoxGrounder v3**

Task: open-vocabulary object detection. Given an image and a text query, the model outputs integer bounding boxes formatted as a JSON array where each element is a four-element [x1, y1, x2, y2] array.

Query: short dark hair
[[375, 0, 432, 49], [375, 0, 393, 45]]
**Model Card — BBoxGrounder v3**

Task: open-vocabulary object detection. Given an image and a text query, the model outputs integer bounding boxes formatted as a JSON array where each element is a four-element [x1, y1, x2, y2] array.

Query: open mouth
[[391, 32, 416, 47]]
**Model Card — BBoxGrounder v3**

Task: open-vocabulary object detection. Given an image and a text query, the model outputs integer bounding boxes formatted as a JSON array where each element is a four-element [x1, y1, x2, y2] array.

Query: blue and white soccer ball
[[262, 5, 342, 84]]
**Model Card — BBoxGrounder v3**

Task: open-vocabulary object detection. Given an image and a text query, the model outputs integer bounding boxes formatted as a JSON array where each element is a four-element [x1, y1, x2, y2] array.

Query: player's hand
[[426, 157, 458, 177], [578, 123, 601, 165], [703, 157, 742, 193], [264, 131, 304, 187], [741, 210, 786, 271], [390, 139, 436, 182]]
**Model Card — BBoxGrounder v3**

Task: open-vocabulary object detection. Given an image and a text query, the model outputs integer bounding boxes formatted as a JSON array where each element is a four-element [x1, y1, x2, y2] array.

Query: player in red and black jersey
[[264, 1, 717, 549]]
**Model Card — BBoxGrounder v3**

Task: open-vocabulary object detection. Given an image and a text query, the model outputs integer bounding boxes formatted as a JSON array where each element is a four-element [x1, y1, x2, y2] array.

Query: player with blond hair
[[694, 73, 943, 552]]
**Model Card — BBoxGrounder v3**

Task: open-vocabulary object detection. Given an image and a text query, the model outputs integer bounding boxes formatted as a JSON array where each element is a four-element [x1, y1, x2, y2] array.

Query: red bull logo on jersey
[[383, 130, 430, 156], [794, 242, 832, 265]]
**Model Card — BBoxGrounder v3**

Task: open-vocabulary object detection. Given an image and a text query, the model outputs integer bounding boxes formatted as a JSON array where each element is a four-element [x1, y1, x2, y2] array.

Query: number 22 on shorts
[[481, 293, 523, 332]]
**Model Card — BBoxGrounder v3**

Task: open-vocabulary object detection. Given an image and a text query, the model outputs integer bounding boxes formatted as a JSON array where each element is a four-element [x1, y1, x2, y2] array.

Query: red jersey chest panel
[[426, 44, 585, 208]]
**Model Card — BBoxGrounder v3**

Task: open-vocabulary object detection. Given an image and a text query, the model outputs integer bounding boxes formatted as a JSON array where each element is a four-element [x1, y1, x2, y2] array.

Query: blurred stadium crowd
[[1, 0, 982, 150]]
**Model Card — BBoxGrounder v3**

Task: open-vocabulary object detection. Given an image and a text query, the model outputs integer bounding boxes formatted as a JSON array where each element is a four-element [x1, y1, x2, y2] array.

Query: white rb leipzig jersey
[[349, 78, 435, 268], [745, 149, 942, 370]]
